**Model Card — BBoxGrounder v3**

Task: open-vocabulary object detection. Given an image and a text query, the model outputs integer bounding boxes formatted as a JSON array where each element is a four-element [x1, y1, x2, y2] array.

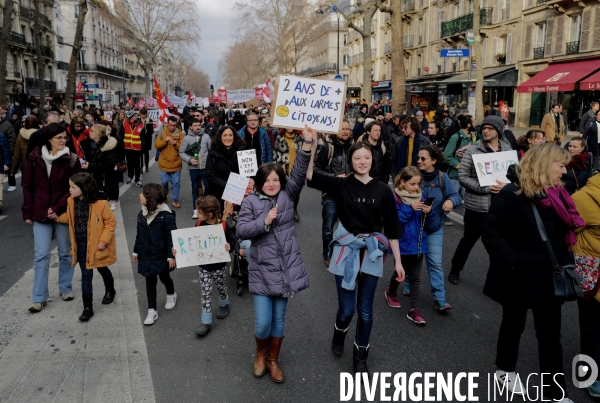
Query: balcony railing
[[47, 81, 57, 90], [41, 45, 54, 58], [401, 0, 415, 12], [566, 41, 580, 55], [403, 35, 414, 48], [533, 47, 545, 59], [297, 63, 337, 76], [57, 61, 69, 71], [9, 32, 27, 46], [441, 8, 493, 38], [19, 6, 51, 27], [385, 42, 392, 54], [25, 77, 38, 88], [77, 63, 94, 71], [136, 75, 146, 82]]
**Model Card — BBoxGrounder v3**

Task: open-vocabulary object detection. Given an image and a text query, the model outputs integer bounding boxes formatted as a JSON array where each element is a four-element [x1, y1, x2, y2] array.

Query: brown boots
[[253, 335, 285, 383]]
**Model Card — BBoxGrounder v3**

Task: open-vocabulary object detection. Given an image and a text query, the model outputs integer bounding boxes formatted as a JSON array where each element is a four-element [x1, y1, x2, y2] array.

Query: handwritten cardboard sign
[[222, 172, 251, 205], [472, 150, 518, 187], [171, 225, 231, 268], [104, 111, 113, 121], [237, 150, 258, 177], [270, 75, 346, 135]]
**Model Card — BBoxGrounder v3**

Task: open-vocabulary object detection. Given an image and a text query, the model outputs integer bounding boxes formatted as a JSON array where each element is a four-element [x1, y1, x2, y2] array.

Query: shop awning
[[440, 66, 515, 84], [580, 70, 600, 90], [517, 59, 600, 93]]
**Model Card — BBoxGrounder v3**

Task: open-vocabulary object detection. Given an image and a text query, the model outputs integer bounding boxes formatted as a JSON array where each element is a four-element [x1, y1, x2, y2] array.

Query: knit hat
[[126, 110, 138, 119], [481, 115, 504, 137], [416, 110, 424, 116], [364, 117, 375, 127]]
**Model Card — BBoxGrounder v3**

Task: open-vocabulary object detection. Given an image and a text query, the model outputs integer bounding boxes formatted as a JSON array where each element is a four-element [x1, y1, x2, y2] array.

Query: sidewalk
[[0, 183, 155, 402]]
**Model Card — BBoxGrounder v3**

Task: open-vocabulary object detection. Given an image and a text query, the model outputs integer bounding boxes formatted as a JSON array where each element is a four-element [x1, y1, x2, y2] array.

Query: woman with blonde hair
[[482, 143, 584, 402]]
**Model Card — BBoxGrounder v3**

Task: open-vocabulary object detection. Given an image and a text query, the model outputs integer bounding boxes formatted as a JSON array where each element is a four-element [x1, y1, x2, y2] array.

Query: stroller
[[223, 200, 249, 296]]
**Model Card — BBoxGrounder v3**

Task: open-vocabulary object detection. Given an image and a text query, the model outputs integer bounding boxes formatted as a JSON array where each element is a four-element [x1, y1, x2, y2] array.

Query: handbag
[[531, 202, 582, 301], [116, 161, 127, 172]]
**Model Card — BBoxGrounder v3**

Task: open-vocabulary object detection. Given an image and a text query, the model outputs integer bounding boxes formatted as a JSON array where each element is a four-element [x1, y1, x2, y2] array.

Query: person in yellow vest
[[154, 116, 184, 209], [120, 110, 146, 187]]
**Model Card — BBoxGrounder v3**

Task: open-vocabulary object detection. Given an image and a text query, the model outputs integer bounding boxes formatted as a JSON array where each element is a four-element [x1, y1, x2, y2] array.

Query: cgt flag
[[153, 74, 178, 123], [218, 86, 228, 102]]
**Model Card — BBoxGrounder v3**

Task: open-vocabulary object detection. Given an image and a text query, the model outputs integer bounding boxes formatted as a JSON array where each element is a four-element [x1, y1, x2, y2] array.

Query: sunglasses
[[417, 157, 431, 161]]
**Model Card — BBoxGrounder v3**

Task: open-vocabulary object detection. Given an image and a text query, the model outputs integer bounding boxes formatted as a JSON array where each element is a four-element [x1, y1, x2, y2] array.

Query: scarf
[[397, 134, 421, 170], [41, 146, 70, 177], [535, 186, 585, 248], [421, 170, 437, 182], [394, 188, 422, 206], [566, 152, 589, 171], [142, 203, 172, 224]]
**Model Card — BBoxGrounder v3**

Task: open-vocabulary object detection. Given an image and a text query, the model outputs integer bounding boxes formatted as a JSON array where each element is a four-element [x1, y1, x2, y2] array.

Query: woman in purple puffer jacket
[[237, 125, 316, 384]]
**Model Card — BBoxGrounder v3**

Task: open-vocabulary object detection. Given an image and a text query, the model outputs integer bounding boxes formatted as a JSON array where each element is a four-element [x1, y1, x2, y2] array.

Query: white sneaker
[[165, 293, 177, 310], [494, 370, 524, 395], [7, 186, 16, 192], [144, 309, 158, 325], [192, 210, 198, 219], [110, 201, 117, 211]]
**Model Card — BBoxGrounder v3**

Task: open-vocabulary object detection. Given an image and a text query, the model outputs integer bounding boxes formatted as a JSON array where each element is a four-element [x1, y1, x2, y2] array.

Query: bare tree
[[389, 0, 406, 114], [0, 0, 15, 104], [218, 40, 271, 89], [186, 66, 210, 98], [109, 0, 200, 95], [64, 0, 88, 109]]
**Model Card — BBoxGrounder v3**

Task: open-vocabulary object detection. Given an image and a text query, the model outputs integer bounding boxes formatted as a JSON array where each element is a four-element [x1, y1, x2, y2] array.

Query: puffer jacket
[[238, 126, 273, 165], [133, 206, 176, 277], [482, 183, 574, 306], [179, 128, 211, 170], [236, 150, 311, 298], [458, 139, 512, 213]]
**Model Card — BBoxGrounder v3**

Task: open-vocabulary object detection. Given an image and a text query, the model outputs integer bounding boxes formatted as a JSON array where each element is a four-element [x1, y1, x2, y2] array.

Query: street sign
[[334, 74, 343, 81], [466, 30, 475, 45], [85, 83, 99, 88], [440, 48, 470, 57]]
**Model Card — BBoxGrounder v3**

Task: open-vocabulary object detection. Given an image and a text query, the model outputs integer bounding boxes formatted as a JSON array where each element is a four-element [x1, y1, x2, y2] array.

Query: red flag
[[188, 90, 193, 99], [77, 82, 83, 92]]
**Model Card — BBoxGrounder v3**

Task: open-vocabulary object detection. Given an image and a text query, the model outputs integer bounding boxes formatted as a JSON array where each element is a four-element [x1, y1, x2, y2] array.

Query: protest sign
[[202, 98, 210, 108], [270, 75, 346, 134], [472, 150, 518, 187], [237, 149, 258, 177], [218, 87, 228, 102], [255, 87, 264, 100], [222, 172, 251, 205], [171, 225, 231, 268], [227, 89, 255, 102], [104, 111, 113, 121]]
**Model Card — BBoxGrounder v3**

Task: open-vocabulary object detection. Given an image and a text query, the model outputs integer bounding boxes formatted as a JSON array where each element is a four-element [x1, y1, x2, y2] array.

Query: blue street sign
[[334, 74, 344, 81], [440, 48, 470, 58], [85, 83, 100, 88]]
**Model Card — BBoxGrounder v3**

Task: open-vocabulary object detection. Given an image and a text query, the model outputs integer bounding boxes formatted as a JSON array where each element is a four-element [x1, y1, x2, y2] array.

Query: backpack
[[440, 134, 461, 173]]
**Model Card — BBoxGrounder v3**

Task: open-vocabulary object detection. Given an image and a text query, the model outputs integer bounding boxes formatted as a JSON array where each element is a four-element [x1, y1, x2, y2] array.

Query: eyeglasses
[[401, 126, 409, 131], [53, 136, 68, 141], [417, 157, 431, 161]]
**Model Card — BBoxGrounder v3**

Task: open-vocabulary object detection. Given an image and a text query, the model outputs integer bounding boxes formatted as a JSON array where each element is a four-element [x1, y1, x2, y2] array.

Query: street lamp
[[316, 4, 352, 75]]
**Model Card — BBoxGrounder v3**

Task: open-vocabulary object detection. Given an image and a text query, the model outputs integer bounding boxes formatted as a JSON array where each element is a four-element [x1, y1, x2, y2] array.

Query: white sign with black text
[[237, 150, 258, 177]]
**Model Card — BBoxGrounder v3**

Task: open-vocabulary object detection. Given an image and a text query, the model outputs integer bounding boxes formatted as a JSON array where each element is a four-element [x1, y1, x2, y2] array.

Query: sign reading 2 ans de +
[[440, 49, 470, 57]]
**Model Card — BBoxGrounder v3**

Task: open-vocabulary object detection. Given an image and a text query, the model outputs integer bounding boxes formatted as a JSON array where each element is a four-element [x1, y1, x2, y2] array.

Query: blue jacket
[[394, 194, 434, 255], [238, 126, 273, 165], [421, 170, 462, 234], [328, 223, 389, 289], [0, 133, 11, 173]]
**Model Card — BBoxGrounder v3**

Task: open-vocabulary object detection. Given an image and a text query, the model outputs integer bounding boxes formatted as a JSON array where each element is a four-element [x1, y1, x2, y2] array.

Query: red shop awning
[[580, 70, 600, 90], [516, 59, 600, 93]]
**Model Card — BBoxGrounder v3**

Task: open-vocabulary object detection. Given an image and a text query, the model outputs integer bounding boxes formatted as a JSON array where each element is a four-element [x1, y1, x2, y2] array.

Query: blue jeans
[[335, 273, 378, 347], [32, 221, 73, 303], [425, 226, 446, 301], [321, 198, 338, 260], [253, 294, 288, 338], [189, 169, 208, 207], [161, 170, 181, 202]]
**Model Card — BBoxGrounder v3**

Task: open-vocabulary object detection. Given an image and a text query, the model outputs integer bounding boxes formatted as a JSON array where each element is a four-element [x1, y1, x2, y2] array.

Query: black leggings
[[389, 254, 423, 309], [125, 150, 142, 182], [145, 272, 175, 310], [143, 150, 150, 170]]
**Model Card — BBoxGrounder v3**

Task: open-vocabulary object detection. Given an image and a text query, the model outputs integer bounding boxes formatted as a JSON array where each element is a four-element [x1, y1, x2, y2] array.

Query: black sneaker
[[448, 271, 460, 285], [102, 290, 116, 304], [195, 323, 211, 336], [217, 305, 229, 319], [126, 178, 132, 184]]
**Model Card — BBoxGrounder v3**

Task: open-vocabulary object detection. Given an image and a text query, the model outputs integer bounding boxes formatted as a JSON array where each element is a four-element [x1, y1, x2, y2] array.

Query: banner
[[166, 93, 189, 108], [226, 89, 255, 103], [472, 150, 518, 186], [145, 96, 158, 109], [171, 225, 231, 268], [270, 75, 346, 134], [212, 93, 220, 103], [135, 98, 146, 109], [255, 87, 264, 101], [218, 87, 228, 102]]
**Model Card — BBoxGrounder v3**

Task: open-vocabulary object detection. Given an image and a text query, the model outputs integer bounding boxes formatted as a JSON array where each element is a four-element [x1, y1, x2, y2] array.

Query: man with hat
[[448, 115, 512, 285]]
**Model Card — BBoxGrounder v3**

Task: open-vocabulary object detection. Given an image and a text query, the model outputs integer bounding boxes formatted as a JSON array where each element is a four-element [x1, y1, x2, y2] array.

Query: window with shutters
[[593, 7, 600, 49], [545, 19, 555, 56], [554, 16, 564, 55], [506, 33, 512, 63], [570, 14, 582, 42], [580, 9, 591, 51], [439, 10, 444, 36], [483, 38, 488, 67], [493, 0, 500, 23], [492, 37, 498, 65], [467, 0, 474, 13], [502, 0, 510, 21]]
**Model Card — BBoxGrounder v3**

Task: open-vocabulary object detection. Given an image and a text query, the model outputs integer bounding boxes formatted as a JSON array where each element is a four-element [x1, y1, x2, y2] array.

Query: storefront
[[372, 80, 392, 100], [517, 57, 600, 129], [347, 86, 361, 101]]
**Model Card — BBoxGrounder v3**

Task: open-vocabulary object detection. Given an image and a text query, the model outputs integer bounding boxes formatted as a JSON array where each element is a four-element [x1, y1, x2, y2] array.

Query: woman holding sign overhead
[[206, 125, 246, 206]]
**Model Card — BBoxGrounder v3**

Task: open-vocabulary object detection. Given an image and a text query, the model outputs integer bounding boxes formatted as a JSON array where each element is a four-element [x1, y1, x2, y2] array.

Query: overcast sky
[[194, 0, 242, 87]]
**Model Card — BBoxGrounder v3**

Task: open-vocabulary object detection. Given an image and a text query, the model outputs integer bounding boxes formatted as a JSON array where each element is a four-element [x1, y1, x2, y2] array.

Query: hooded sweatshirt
[[179, 127, 211, 170]]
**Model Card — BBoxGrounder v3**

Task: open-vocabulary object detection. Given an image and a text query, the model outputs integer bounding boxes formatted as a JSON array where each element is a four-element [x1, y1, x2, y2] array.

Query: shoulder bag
[[531, 202, 582, 301]]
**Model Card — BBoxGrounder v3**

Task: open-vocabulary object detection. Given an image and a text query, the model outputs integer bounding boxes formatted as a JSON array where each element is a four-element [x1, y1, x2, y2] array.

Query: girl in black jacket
[[133, 183, 178, 326]]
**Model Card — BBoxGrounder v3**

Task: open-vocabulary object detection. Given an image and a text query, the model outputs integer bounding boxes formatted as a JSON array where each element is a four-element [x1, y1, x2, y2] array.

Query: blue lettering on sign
[[440, 48, 470, 58]]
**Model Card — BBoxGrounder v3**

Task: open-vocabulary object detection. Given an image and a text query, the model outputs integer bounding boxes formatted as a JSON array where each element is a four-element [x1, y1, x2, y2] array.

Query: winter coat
[[10, 128, 35, 175], [0, 133, 11, 173], [482, 183, 574, 306], [458, 139, 512, 213], [579, 109, 595, 134], [541, 112, 566, 143], [273, 133, 304, 177], [394, 194, 434, 255], [444, 130, 478, 179], [141, 118, 154, 152], [583, 121, 600, 158], [80, 136, 119, 186], [154, 127, 184, 172], [22, 146, 81, 222], [133, 208, 176, 277], [206, 146, 242, 200], [393, 134, 432, 176], [236, 150, 311, 298], [238, 126, 273, 165], [56, 198, 117, 269], [179, 129, 211, 170], [421, 170, 461, 234], [66, 125, 91, 159], [358, 135, 390, 183], [0, 117, 16, 152], [571, 174, 600, 259], [562, 152, 593, 195]]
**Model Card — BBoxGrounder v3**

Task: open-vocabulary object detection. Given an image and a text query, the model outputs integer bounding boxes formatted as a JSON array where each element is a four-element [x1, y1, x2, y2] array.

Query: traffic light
[[210, 85, 214, 93]]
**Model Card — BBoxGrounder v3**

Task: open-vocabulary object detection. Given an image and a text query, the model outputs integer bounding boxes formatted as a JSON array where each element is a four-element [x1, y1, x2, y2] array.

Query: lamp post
[[316, 4, 352, 75], [121, 50, 125, 106]]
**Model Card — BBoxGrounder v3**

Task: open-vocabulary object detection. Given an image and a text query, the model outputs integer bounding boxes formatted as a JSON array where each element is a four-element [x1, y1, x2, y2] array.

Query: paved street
[[0, 150, 595, 402]]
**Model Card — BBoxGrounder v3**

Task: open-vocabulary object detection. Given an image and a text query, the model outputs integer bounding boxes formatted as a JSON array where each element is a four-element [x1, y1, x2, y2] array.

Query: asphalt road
[[1, 157, 596, 403]]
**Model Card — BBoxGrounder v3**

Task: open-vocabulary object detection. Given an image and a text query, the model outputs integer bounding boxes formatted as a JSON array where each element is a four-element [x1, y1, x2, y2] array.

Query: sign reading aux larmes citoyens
[[270, 75, 346, 135]]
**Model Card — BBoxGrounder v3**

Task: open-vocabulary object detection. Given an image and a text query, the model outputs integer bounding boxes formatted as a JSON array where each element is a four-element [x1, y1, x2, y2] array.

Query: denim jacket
[[328, 223, 389, 290]]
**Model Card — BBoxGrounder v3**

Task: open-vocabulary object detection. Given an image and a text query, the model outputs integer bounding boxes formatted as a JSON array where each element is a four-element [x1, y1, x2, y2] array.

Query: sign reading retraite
[[171, 225, 231, 268], [472, 150, 518, 187], [270, 75, 346, 134]]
